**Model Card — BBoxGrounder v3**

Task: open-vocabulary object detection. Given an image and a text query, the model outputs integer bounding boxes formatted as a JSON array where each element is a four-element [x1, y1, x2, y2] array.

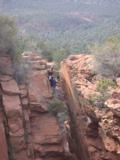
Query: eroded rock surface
[[0, 53, 65, 160], [0, 113, 9, 160], [60, 54, 120, 160]]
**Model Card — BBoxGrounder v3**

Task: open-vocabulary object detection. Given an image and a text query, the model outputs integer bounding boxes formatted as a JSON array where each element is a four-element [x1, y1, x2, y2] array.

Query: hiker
[[48, 66, 54, 77], [49, 76, 57, 94]]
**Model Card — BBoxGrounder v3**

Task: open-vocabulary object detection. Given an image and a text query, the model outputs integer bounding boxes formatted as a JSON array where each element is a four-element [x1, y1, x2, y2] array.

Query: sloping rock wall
[[0, 53, 65, 160], [60, 55, 120, 160]]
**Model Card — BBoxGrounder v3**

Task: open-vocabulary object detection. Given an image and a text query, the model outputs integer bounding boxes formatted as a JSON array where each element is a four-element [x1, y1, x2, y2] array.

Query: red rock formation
[[60, 54, 120, 160], [0, 114, 9, 160], [0, 53, 66, 160]]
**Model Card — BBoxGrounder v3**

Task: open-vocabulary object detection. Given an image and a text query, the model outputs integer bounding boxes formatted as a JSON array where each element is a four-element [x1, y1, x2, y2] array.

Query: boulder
[[2, 94, 22, 117], [27, 71, 52, 112], [1, 79, 20, 95], [0, 75, 12, 82]]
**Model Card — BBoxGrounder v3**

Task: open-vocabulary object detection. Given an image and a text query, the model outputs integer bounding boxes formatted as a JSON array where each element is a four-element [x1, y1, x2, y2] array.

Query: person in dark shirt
[[49, 76, 57, 94], [50, 76, 56, 87]]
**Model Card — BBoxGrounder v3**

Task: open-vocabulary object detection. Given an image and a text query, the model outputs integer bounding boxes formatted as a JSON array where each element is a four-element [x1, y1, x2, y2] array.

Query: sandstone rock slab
[[2, 94, 22, 118], [1, 79, 20, 95], [27, 71, 52, 112]]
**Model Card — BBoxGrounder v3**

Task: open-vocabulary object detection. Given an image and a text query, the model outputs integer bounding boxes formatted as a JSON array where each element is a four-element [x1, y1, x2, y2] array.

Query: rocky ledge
[[0, 53, 66, 160], [60, 54, 120, 160]]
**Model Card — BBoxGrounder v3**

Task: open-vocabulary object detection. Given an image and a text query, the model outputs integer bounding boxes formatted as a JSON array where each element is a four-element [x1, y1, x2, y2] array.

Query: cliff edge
[[60, 54, 120, 160]]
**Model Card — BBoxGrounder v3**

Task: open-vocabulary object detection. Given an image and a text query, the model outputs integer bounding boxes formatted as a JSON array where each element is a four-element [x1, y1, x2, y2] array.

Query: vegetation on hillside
[[0, 1, 120, 68], [89, 35, 120, 107], [0, 15, 29, 84], [91, 35, 120, 77], [0, 15, 17, 54], [17, 36, 71, 67], [89, 78, 116, 108], [0, 0, 120, 54], [0, 15, 25, 62]]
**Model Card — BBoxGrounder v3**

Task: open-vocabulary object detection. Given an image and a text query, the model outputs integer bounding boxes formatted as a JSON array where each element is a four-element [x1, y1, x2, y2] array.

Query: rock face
[[60, 55, 120, 160], [0, 114, 9, 160], [0, 53, 65, 160]]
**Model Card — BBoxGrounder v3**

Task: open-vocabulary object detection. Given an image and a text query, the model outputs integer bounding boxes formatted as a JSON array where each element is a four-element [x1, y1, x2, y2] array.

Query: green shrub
[[0, 15, 25, 62], [0, 16, 17, 53], [97, 79, 116, 93], [89, 78, 115, 108], [89, 93, 108, 108], [89, 94, 101, 104], [48, 98, 67, 116], [0, 16, 16, 54]]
